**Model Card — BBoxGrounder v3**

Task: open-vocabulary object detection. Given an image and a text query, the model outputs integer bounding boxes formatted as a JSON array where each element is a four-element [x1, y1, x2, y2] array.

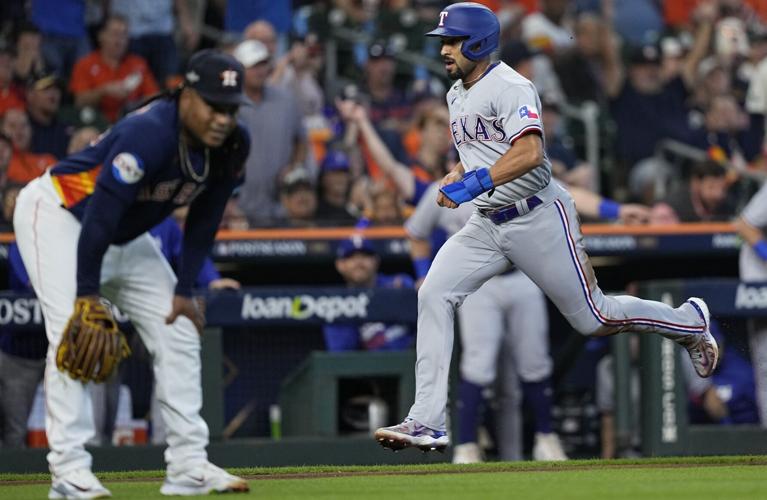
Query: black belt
[[479, 195, 543, 224]]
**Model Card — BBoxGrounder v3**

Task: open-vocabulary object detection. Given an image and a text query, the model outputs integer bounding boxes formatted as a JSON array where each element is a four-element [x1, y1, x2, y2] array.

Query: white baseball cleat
[[160, 462, 249, 496], [49, 469, 111, 499], [374, 418, 449, 452], [681, 298, 720, 378], [532, 433, 568, 461], [452, 442, 483, 464]]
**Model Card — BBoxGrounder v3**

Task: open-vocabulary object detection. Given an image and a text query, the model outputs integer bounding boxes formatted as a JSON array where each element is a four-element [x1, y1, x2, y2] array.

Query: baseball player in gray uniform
[[374, 2, 719, 453], [734, 184, 767, 427], [406, 182, 564, 462]]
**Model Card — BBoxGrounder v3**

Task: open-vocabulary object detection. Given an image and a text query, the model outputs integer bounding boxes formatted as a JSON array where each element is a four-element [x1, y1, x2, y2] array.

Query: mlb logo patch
[[518, 105, 539, 119]]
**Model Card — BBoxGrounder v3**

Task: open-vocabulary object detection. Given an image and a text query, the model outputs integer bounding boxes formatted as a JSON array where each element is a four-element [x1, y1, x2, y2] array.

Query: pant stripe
[[554, 199, 703, 334]]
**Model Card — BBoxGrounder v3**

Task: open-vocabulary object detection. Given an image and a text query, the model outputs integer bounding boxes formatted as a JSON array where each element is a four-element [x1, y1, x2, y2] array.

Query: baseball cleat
[[160, 462, 249, 496], [374, 418, 449, 453], [49, 469, 111, 499], [532, 433, 568, 461], [681, 298, 720, 378]]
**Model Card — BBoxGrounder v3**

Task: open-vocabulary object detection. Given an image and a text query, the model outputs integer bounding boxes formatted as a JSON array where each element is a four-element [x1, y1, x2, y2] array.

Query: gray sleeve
[[497, 83, 543, 144], [742, 182, 767, 228], [404, 183, 442, 240]]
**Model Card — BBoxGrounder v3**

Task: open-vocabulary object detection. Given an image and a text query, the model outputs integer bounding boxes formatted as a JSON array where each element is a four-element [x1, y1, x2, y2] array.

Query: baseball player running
[[14, 50, 251, 497], [374, 2, 718, 453], [734, 183, 767, 427]]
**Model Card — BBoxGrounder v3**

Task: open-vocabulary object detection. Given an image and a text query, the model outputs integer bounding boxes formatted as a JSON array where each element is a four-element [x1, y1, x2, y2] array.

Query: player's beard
[[447, 60, 474, 81]]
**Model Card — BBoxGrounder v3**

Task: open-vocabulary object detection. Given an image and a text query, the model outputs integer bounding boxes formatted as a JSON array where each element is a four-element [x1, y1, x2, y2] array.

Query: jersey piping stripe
[[554, 199, 705, 334], [51, 166, 102, 208], [509, 125, 542, 145]]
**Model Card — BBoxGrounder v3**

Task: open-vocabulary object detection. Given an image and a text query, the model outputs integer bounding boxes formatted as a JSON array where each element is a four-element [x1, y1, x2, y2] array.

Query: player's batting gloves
[[440, 168, 495, 205]]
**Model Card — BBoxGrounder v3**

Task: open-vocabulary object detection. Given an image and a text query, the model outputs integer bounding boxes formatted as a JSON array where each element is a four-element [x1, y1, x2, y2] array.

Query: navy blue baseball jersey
[[48, 98, 249, 297]]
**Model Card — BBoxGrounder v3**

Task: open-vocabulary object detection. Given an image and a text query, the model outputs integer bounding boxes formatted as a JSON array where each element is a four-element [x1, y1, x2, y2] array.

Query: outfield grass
[[2, 456, 765, 499]]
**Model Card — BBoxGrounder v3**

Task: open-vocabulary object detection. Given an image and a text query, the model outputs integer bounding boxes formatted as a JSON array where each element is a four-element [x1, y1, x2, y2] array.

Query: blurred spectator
[[374, 0, 438, 90], [276, 167, 317, 228], [500, 40, 564, 106], [233, 40, 309, 226], [11, 22, 46, 87], [243, 20, 279, 59], [227, 1, 293, 44], [659, 36, 687, 84], [0, 45, 24, 115], [651, 159, 738, 224], [66, 126, 100, 155], [0, 181, 23, 231], [269, 33, 325, 117], [30, 0, 90, 81], [315, 150, 357, 226], [323, 235, 414, 352], [366, 182, 405, 226], [695, 93, 763, 168], [521, 0, 575, 53], [69, 16, 159, 123], [541, 98, 595, 190], [361, 40, 416, 133], [337, 98, 449, 204], [0, 132, 11, 188], [607, 42, 694, 173], [111, 0, 198, 88], [0, 186, 47, 447], [551, 11, 612, 105], [219, 198, 250, 231], [606, 1, 719, 177], [25, 70, 73, 159], [2, 108, 57, 183]]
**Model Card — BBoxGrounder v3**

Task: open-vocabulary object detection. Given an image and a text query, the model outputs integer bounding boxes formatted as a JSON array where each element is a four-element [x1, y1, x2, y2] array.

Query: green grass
[[3, 456, 766, 499]]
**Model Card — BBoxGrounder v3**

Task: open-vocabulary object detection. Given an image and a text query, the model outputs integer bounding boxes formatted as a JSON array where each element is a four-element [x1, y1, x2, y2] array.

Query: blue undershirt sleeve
[[176, 179, 237, 297]]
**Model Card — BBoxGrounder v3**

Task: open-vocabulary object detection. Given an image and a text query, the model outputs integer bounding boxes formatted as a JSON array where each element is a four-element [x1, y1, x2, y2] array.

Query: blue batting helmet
[[425, 2, 500, 61]]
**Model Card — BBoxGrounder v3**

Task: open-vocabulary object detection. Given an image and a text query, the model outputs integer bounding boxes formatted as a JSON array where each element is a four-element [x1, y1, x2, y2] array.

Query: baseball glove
[[56, 296, 131, 383]]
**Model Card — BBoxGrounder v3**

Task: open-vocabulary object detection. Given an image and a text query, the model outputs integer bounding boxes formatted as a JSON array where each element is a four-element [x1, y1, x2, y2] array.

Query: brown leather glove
[[56, 296, 131, 383]]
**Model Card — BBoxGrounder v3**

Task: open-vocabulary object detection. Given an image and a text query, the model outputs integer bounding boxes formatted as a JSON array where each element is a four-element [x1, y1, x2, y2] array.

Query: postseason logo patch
[[518, 105, 539, 120], [111, 152, 144, 184]]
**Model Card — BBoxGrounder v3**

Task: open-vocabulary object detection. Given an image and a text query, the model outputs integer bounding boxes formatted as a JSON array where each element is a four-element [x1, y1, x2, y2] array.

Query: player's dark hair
[[691, 159, 727, 179]]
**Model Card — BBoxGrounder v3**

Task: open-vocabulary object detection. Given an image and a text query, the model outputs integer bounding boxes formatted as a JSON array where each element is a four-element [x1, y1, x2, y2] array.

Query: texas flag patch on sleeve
[[518, 105, 539, 119]]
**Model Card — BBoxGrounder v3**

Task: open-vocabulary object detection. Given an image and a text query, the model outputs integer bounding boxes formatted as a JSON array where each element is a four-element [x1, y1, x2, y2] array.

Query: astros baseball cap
[[184, 49, 248, 106], [337, 235, 377, 259]]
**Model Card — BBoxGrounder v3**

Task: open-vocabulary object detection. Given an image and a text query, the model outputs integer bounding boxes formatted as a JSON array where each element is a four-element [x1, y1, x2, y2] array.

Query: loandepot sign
[[241, 293, 371, 322]]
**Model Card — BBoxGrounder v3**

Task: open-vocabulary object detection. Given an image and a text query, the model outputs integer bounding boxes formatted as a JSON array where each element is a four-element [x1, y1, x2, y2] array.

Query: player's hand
[[208, 277, 241, 290], [618, 204, 651, 225], [165, 295, 206, 335], [437, 171, 462, 208]]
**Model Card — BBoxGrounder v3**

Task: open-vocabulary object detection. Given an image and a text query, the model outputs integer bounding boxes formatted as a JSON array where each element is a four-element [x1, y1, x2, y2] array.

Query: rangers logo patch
[[111, 152, 144, 184]]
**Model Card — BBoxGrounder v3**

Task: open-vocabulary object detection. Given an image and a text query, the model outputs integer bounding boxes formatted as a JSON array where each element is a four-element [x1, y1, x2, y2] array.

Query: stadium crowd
[[0, 0, 766, 459]]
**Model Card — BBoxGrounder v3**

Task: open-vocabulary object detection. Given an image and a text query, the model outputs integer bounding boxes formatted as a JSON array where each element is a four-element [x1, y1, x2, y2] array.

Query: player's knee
[[568, 315, 604, 337], [418, 278, 461, 308]]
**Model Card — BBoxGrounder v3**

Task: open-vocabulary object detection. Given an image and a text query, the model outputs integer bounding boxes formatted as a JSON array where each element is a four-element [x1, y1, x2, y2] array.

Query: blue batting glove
[[754, 240, 767, 261], [440, 168, 494, 205]]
